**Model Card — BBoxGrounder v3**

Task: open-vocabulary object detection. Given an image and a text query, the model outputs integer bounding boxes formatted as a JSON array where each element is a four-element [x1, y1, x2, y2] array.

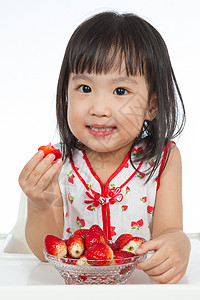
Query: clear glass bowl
[[43, 248, 147, 285]]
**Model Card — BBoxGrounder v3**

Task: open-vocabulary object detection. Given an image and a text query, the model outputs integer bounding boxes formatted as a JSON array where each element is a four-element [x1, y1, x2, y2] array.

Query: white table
[[0, 234, 200, 299]]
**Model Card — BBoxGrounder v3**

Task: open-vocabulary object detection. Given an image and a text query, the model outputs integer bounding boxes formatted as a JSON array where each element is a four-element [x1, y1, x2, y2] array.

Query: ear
[[145, 95, 157, 121]]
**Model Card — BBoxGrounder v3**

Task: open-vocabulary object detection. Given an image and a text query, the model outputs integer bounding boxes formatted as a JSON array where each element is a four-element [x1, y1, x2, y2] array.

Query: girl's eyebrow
[[71, 74, 138, 85], [109, 76, 138, 85], [71, 74, 94, 82]]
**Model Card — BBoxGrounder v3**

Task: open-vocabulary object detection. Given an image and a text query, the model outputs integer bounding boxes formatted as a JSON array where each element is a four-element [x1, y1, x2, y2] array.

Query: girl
[[19, 12, 191, 284]]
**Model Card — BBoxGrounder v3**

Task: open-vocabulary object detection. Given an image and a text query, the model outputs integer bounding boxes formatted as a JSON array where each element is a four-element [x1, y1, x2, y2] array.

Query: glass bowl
[[43, 248, 147, 285]]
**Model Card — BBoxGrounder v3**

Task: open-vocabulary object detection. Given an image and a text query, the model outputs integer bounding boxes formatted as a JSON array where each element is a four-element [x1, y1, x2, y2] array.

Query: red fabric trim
[[82, 151, 105, 193], [120, 160, 143, 189], [71, 159, 90, 191], [106, 203, 112, 240], [101, 205, 107, 237], [156, 141, 176, 190], [82, 150, 129, 191]]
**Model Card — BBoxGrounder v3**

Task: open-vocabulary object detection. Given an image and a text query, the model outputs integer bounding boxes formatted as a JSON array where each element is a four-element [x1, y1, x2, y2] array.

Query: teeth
[[89, 126, 114, 132]]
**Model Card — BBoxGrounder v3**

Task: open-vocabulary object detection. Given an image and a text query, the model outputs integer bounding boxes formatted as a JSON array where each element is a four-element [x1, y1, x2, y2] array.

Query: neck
[[85, 145, 131, 174]]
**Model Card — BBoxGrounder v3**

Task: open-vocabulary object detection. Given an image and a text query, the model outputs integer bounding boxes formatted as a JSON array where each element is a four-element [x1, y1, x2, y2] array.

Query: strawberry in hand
[[38, 143, 62, 161]]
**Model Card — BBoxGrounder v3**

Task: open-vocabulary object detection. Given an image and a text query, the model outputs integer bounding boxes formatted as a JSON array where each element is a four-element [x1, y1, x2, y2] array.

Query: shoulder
[[164, 143, 182, 175], [159, 143, 182, 189]]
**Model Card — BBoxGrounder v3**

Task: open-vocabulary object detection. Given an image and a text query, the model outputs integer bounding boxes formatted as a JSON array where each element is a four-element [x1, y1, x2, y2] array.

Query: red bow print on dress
[[84, 187, 123, 207], [84, 187, 123, 241]]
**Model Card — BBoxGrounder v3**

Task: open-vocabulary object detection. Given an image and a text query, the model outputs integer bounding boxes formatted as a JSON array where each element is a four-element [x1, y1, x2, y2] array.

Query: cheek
[[116, 99, 148, 135], [67, 101, 78, 133], [67, 100, 86, 134]]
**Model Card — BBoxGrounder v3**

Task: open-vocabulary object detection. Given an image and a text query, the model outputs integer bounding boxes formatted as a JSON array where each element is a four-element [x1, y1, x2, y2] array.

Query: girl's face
[[67, 70, 154, 155]]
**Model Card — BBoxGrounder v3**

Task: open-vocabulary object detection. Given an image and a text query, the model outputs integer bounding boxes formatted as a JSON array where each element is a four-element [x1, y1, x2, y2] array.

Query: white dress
[[58, 143, 169, 242]]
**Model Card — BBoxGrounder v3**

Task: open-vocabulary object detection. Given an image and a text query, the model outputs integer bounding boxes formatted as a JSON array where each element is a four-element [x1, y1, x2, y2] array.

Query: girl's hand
[[18, 150, 63, 210], [135, 230, 191, 284]]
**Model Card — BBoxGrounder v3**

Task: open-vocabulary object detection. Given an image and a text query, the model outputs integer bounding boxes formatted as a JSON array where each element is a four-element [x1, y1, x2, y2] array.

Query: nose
[[89, 93, 112, 117]]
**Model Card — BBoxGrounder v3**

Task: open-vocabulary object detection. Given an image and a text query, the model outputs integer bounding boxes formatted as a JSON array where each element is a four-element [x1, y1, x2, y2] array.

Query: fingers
[[135, 238, 162, 255], [19, 150, 63, 200], [148, 268, 182, 284], [138, 252, 184, 284], [26, 153, 56, 187], [140, 257, 170, 275], [19, 150, 45, 184], [137, 247, 166, 271], [36, 158, 62, 192], [164, 272, 184, 284]]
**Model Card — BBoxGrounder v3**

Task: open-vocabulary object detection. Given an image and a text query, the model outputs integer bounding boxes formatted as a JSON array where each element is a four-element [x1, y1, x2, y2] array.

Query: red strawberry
[[63, 239, 68, 246], [115, 233, 133, 249], [113, 251, 136, 265], [120, 237, 146, 254], [67, 234, 85, 258], [38, 143, 62, 160], [74, 229, 89, 240], [108, 242, 120, 252], [62, 256, 76, 265], [85, 243, 113, 266], [44, 235, 67, 257], [85, 225, 107, 249]]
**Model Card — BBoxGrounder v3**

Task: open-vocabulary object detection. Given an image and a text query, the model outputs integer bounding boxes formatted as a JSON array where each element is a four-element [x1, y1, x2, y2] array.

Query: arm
[[135, 145, 191, 283], [19, 151, 64, 261]]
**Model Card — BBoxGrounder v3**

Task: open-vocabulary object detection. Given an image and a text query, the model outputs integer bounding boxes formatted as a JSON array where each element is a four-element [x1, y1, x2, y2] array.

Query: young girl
[[19, 11, 191, 284]]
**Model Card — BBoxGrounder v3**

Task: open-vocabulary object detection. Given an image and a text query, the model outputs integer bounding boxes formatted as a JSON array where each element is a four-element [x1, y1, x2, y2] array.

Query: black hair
[[56, 11, 185, 182]]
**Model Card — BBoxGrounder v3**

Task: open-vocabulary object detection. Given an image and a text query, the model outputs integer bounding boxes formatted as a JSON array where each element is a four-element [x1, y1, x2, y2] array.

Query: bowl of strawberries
[[44, 225, 147, 285]]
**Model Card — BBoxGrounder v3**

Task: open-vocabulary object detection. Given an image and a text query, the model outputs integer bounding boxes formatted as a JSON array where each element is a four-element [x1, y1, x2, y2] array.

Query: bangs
[[67, 13, 146, 76]]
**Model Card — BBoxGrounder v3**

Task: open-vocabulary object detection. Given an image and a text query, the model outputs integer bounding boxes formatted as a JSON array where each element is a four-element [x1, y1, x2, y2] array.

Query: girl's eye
[[114, 88, 128, 96], [78, 85, 91, 93]]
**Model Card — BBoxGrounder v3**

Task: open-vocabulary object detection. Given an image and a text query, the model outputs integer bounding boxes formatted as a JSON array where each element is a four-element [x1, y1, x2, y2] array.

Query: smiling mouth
[[89, 126, 116, 132], [87, 125, 116, 136]]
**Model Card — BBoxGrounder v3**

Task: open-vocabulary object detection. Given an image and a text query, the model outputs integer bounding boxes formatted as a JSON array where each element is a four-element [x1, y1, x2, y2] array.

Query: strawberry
[[85, 224, 107, 249], [120, 237, 146, 254], [113, 251, 136, 265], [74, 229, 89, 240], [85, 243, 113, 266], [62, 256, 76, 265], [108, 242, 120, 252], [115, 233, 133, 249], [38, 143, 62, 160], [44, 235, 67, 257], [75, 254, 90, 266], [63, 239, 68, 246], [67, 234, 85, 258]]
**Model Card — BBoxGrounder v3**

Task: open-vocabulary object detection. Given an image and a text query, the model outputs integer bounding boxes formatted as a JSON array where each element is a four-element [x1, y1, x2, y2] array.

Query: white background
[[0, 0, 199, 234]]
